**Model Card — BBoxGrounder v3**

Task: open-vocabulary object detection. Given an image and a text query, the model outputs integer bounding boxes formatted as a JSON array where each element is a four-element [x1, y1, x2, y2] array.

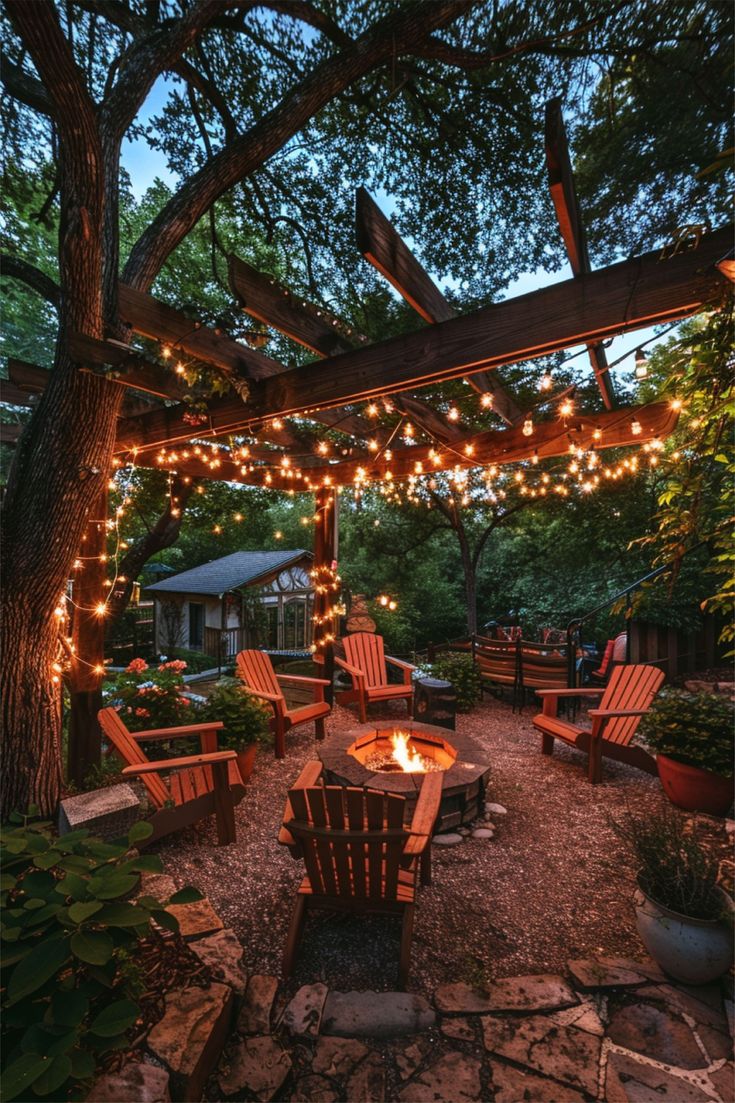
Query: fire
[[390, 731, 425, 773]]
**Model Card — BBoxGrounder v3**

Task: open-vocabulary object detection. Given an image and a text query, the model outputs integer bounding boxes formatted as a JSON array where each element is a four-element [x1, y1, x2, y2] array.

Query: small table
[[414, 677, 457, 731]]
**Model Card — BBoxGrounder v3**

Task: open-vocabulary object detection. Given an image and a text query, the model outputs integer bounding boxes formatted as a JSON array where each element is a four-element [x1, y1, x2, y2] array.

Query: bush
[[610, 805, 723, 920], [102, 658, 192, 731], [200, 678, 271, 750], [425, 653, 481, 712], [0, 812, 201, 1102], [639, 688, 734, 777], [167, 648, 215, 674]]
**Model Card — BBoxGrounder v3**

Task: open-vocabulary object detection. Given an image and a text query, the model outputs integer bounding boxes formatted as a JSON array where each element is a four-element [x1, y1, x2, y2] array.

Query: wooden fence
[[629, 616, 726, 678]]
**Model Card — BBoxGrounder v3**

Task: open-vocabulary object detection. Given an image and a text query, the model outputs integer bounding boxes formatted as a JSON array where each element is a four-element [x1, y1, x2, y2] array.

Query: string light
[[480, 393, 494, 408], [539, 371, 553, 391], [447, 406, 460, 422], [559, 398, 574, 418], [522, 417, 534, 437], [631, 418, 642, 436], [634, 348, 648, 379]]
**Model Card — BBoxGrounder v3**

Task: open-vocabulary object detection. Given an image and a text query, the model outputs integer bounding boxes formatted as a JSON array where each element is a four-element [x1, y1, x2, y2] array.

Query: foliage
[[0, 812, 201, 1102], [166, 649, 215, 674], [103, 659, 192, 732], [610, 804, 724, 921], [426, 654, 482, 712], [370, 598, 421, 657], [200, 678, 271, 750], [639, 688, 734, 777]]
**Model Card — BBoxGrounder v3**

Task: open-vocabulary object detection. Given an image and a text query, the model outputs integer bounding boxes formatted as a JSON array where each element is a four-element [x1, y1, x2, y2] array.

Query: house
[[145, 549, 314, 661]]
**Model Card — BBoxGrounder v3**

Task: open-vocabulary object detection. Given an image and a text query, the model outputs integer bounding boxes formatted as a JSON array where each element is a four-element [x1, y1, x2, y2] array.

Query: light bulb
[[522, 417, 534, 437], [634, 349, 648, 379], [631, 419, 642, 436], [480, 393, 493, 408], [539, 372, 553, 391], [447, 406, 460, 422], [559, 399, 574, 418]]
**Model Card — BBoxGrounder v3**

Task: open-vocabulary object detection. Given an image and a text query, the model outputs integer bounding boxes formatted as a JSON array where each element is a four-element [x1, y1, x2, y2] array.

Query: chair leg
[[406, 694, 413, 720], [399, 904, 415, 989], [420, 847, 432, 887], [358, 695, 367, 724], [274, 716, 286, 759], [315, 717, 325, 742], [588, 736, 603, 784], [541, 733, 554, 757], [212, 761, 236, 845], [283, 894, 307, 977]]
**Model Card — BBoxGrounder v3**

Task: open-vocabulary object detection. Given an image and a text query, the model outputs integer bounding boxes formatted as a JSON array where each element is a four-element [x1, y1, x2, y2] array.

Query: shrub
[[0, 812, 201, 1102], [610, 804, 723, 920], [167, 648, 215, 674], [638, 688, 734, 777], [103, 658, 192, 731], [200, 678, 271, 750], [426, 653, 481, 711]]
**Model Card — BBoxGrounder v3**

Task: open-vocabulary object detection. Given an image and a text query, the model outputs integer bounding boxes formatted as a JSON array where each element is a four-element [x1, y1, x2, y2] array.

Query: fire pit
[[318, 722, 491, 833]]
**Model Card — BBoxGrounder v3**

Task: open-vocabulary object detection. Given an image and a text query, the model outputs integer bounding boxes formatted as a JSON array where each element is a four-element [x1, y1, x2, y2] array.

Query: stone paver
[[435, 975, 578, 1013], [217, 1035, 291, 1101], [321, 991, 436, 1037], [189, 929, 247, 994], [238, 974, 279, 1035], [607, 1002, 708, 1069], [605, 1050, 713, 1103], [568, 958, 649, 989], [147, 983, 233, 1102], [490, 1061, 586, 1103], [311, 1036, 369, 1077], [282, 983, 329, 1037], [432, 833, 464, 847], [289, 1074, 339, 1102], [88, 1061, 170, 1102], [645, 985, 728, 1032], [472, 828, 494, 838], [395, 1042, 426, 1080], [441, 1017, 476, 1041], [549, 1000, 605, 1037], [399, 1052, 482, 1103], [697, 1024, 733, 1063], [345, 1053, 387, 1102], [709, 1061, 735, 1102], [481, 1013, 602, 1096], [167, 898, 224, 940], [485, 803, 507, 815]]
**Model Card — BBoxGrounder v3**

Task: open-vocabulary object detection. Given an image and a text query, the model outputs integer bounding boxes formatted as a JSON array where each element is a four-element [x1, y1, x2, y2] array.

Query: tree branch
[[0, 253, 60, 308], [122, 0, 475, 290], [0, 50, 54, 116]]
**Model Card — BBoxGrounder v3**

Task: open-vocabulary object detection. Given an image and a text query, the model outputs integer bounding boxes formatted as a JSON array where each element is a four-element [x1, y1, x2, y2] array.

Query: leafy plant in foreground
[[1, 812, 200, 1102], [639, 688, 734, 777], [425, 654, 482, 712]]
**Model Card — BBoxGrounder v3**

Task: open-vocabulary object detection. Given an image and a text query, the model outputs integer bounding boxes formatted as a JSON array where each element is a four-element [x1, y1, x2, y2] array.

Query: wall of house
[[153, 593, 222, 653]]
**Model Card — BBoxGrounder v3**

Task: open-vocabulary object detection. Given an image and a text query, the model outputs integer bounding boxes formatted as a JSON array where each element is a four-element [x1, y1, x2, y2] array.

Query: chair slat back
[[237, 649, 282, 698], [593, 639, 615, 678], [595, 664, 665, 746], [343, 633, 387, 688], [286, 784, 408, 902], [474, 639, 519, 682], [519, 645, 568, 689], [98, 707, 169, 808]]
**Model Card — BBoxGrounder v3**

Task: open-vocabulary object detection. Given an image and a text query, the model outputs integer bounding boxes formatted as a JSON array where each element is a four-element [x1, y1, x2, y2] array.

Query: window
[[188, 602, 204, 650]]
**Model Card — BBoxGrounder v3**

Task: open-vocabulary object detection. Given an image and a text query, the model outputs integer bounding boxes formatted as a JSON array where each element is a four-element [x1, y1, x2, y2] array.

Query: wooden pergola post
[[313, 486, 339, 705], [68, 487, 108, 786]]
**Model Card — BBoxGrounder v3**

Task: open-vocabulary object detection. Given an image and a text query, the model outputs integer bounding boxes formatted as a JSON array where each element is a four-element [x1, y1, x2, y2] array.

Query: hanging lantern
[[634, 348, 648, 379]]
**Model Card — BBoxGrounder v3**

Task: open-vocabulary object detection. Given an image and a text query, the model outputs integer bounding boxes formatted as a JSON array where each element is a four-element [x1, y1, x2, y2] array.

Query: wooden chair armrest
[[243, 687, 283, 704], [405, 772, 443, 853], [588, 708, 649, 718], [278, 762, 324, 851], [535, 688, 603, 698], [386, 656, 416, 672], [277, 675, 331, 686], [132, 720, 224, 741], [334, 657, 363, 678], [122, 750, 236, 774]]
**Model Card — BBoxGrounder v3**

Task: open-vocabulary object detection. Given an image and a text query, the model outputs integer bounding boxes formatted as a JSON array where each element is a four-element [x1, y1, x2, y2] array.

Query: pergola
[[4, 102, 730, 782]]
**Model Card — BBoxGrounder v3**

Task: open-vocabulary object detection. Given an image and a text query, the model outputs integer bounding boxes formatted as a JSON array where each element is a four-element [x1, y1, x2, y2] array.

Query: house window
[[188, 602, 204, 650]]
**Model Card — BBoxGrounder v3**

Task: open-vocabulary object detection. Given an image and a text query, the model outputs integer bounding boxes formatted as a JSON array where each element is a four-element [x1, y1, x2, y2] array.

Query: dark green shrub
[[639, 688, 734, 777], [167, 648, 216, 673], [427, 653, 481, 711], [610, 805, 724, 920], [201, 678, 271, 750], [0, 812, 201, 1102]]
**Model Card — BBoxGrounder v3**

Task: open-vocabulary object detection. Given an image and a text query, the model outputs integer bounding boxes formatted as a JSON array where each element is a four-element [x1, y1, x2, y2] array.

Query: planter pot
[[634, 881, 734, 985], [656, 753, 733, 817], [235, 745, 258, 785]]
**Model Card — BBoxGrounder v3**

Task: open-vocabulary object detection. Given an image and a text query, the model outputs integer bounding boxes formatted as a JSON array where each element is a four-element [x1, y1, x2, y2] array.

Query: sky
[[121, 77, 664, 391]]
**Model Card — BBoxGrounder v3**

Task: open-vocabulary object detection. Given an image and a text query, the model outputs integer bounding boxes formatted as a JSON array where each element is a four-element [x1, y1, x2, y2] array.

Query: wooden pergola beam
[[544, 97, 615, 410], [114, 225, 728, 454], [68, 332, 188, 400], [355, 187, 522, 426]]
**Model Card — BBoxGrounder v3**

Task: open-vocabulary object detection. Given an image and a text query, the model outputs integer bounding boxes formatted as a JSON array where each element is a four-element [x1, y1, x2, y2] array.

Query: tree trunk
[[459, 534, 479, 636]]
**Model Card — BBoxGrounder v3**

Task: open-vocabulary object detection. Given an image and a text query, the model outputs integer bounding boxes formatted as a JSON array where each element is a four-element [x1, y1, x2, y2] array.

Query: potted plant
[[612, 805, 733, 984], [638, 688, 734, 816], [201, 677, 271, 783]]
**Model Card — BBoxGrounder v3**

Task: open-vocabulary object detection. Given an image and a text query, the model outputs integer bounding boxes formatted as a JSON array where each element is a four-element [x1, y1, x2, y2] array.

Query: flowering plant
[[103, 657, 192, 731]]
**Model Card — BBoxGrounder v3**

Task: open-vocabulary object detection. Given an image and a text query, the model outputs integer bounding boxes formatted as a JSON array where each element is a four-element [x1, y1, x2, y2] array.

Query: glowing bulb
[[317, 441, 329, 455], [272, 418, 284, 429], [522, 417, 534, 437], [161, 345, 171, 359], [234, 512, 243, 522], [480, 393, 494, 408], [464, 444, 474, 456], [539, 372, 553, 391], [368, 439, 378, 452], [404, 422, 414, 438], [175, 361, 186, 375], [631, 418, 642, 436], [634, 349, 648, 379], [366, 403, 379, 417], [670, 398, 683, 411], [213, 524, 222, 534], [94, 602, 107, 617], [559, 399, 574, 418], [447, 406, 460, 422], [274, 530, 283, 540]]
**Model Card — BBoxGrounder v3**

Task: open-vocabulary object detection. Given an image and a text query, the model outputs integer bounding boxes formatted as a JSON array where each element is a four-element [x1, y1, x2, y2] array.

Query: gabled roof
[[144, 549, 312, 597]]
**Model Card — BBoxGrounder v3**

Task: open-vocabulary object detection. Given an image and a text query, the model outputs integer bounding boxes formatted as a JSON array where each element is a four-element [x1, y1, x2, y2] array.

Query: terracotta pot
[[634, 881, 734, 985], [656, 753, 733, 817], [235, 744, 258, 785]]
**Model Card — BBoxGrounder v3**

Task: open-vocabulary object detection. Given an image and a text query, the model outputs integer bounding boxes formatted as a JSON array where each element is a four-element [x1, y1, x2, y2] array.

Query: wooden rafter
[[131, 401, 678, 488], [355, 186, 522, 426], [544, 97, 615, 410], [114, 225, 729, 454]]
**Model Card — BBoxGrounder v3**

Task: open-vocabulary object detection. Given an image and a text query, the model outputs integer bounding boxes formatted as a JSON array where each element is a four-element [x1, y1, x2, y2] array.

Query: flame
[[390, 731, 425, 773]]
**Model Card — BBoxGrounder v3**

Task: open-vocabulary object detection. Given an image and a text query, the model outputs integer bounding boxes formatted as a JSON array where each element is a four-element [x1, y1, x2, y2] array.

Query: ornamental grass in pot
[[638, 688, 734, 816], [612, 805, 733, 984], [201, 678, 271, 783]]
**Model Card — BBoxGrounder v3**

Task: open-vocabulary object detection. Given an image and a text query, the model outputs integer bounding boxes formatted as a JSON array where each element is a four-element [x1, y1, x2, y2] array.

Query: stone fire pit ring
[[317, 722, 491, 834]]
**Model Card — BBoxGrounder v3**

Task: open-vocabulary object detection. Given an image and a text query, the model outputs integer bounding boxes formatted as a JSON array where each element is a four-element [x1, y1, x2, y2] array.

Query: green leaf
[[127, 854, 162, 874], [85, 840, 127, 860], [55, 872, 90, 901], [127, 820, 153, 844], [168, 886, 203, 905], [23, 897, 47, 910], [51, 989, 89, 1028], [7, 936, 69, 1005], [69, 1049, 95, 1080], [70, 929, 114, 965], [0, 1054, 50, 1102], [89, 999, 139, 1038], [88, 873, 138, 900], [32, 851, 63, 870], [0, 874, 15, 890], [58, 855, 95, 873], [94, 902, 150, 928], [150, 908, 179, 933], [32, 1053, 73, 1097], [68, 900, 103, 924], [20, 871, 55, 897], [21, 1024, 78, 1059]]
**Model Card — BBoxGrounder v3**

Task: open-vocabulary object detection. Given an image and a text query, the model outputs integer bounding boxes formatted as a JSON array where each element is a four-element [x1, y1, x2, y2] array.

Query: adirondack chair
[[334, 633, 415, 723], [279, 762, 443, 987], [517, 641, 569, 710], [533, 663, 665, 783], [98, 707, 245, 844], [236, 649, 330, 759]]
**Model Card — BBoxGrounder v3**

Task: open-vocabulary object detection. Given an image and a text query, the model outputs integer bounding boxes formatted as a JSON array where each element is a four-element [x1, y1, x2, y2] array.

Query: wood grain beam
[[356, 186, 522, 426], [544, 97, 615, 410], [115, 226, 728, 455]]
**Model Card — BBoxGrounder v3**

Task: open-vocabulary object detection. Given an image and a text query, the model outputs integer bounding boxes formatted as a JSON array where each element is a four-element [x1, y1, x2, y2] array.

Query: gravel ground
[[156, 695, 721, 998]]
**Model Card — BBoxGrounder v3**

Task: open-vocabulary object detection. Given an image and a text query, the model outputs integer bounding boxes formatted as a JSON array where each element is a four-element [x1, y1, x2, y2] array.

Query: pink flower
[[158, 659, 187, 673], [126, 658, 149, 673], [180, 696, 190, 707], [134, 707, 150, 718]]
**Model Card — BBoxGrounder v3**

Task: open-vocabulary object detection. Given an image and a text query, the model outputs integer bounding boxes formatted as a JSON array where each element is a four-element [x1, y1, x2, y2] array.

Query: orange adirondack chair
[[279, 762, 443, 987], [335, 633, 415, 723], [533, 663, 665, 783], [98, 707, 245, 844], [236, 650, 330, 759]]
